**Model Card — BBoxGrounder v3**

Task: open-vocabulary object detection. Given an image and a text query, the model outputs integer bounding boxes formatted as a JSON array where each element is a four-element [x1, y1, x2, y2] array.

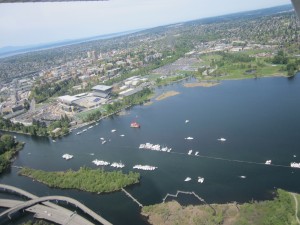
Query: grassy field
[[195, 52, 288, 81], [142, 189, 299, 225]]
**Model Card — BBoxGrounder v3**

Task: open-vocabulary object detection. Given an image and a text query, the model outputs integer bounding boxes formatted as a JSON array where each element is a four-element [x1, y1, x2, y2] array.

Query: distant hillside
[[0, 29, 142, 58]]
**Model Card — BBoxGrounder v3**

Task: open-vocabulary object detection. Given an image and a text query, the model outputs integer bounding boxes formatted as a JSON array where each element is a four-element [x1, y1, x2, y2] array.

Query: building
[[57, 95, 79, 105], [92, 85, 112, 98]]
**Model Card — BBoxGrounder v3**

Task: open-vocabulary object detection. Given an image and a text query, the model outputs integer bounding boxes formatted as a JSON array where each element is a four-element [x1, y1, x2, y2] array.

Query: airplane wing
[[0, 0, 107, 2], [291, 0, 300, 18]]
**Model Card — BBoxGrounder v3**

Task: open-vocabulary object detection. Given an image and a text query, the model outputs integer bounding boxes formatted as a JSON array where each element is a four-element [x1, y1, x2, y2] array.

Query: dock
[[121, 188, 143, 207], [162, 190, 216, 215]]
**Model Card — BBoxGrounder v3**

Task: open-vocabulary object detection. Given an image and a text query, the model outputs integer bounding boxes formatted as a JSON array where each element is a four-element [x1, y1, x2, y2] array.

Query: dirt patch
[[144, 101, 154, 106], [183, 82, 220, 88]]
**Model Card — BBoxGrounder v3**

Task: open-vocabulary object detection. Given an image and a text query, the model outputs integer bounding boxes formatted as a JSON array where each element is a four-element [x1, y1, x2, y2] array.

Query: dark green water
[[1, 75, 300, 225]]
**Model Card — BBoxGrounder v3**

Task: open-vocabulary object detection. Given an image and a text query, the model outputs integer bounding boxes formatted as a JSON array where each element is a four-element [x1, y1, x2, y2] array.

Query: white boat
[[88, 126, 93, 129], [62, 154, 73, 160], [197, 177, 204, 183], [217, 138, 226, 142], [185, 120, 189, 123], [120, 134, 125, 137], [185, 137, 194, 140], [184, 177, 192, 182], [111, 129, 116, 133], [52, 140, 56, 143], [265, 160, 272, 165], [83, 129, 87, 132], [100, 137, 105, 140], [188, 150, 193, 155], [102, 140, 107, 144], [290, 162, 300, 168], [89, 153, 95, 156], [239, 176, 246, 179], [195, 151, 199, 156], [294, 155, 297, 158], [76, 132, 81, 135]]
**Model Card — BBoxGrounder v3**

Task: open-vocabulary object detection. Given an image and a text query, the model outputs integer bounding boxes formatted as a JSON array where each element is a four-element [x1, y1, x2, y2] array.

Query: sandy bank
[[155, 91, 180, 101]]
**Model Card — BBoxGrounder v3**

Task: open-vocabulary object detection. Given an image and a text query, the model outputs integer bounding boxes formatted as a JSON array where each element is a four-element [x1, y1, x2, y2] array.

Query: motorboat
[[184, 177, 192, 182], [217, 138, 226, 142], [265, 160, 272, 165]]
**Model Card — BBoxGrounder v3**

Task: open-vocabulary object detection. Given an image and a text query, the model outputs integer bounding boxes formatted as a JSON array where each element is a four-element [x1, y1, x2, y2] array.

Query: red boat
[[130, 122, 140, 128]]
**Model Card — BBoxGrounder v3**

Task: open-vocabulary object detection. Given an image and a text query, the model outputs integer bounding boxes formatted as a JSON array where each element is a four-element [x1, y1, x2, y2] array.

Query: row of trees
[[0, 134, 23, 173], [271, 50, 300, 76], [19, 166, 140, 193], [0, 115, 70, 137]]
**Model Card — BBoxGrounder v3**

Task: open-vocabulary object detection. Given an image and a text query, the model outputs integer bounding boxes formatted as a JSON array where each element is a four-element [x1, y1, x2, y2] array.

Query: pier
[[162, 190, 216, 215], [0, 184, 113, 225], [121, 188, 143, 207]]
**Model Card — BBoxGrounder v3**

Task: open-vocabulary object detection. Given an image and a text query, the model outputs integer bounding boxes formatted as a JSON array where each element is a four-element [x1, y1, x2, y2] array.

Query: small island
[[19, 167, 140, 193], [0, 134, 24, 174], [142, 189, 299, 225], [155, 91, 180, 101]]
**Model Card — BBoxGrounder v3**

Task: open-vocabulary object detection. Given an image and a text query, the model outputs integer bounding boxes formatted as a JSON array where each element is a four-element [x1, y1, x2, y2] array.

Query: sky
[[0, 0, 291, 48]]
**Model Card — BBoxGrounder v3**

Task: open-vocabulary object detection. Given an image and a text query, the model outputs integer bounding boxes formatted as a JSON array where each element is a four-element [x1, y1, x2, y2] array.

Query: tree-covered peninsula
[[19, 167, 140, 193], [0, 133, 24, 173]]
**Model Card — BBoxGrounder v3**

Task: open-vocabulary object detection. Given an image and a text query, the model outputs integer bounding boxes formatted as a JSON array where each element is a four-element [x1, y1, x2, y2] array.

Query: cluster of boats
[[100, 137, 107, 144], [92, 159, 125, 168], [188, 150, 199, 156], [62, 154, 73, 160], [139, 143, 172, 152], [184, 176, 205, 183], [290, 162, 300, 168], [92, 159, 110, 166], [111, 162, 125, 168], [76, 125, 96, 135], [133, 165, 157, 171]]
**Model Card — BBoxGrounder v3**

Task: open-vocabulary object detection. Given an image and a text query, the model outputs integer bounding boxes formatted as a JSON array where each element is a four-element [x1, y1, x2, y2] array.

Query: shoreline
[[183, 82, 220, 88]]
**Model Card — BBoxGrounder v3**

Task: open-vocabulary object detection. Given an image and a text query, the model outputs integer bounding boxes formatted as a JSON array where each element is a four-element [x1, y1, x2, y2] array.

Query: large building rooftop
[[92, 85, 112, 92]]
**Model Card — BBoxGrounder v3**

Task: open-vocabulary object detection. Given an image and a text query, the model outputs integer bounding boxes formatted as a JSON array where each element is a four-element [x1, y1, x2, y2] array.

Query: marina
[[2, 76, 300, 225]]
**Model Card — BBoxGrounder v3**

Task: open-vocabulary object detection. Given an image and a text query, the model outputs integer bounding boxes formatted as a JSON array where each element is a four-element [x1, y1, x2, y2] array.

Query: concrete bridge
[[0, 184, 112, 225]]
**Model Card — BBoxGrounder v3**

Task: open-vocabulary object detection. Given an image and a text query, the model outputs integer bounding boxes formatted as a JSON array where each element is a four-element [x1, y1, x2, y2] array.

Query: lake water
[[1, 75, 300, 225]]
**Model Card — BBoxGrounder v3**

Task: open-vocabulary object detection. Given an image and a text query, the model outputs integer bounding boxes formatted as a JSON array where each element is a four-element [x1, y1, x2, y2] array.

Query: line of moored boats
[[139, 143, 172, 152], [184, 176, 205, 183], [91, 159, 158, 170]]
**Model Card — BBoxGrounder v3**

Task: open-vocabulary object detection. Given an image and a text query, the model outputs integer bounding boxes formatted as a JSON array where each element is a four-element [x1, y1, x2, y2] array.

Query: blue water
[[1, 75, 300, 225]]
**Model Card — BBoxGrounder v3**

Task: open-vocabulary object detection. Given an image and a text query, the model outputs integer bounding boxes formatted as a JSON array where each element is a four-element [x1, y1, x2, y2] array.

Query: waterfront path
[[292, 193, 300, 225], [121, 188, 143, 207]]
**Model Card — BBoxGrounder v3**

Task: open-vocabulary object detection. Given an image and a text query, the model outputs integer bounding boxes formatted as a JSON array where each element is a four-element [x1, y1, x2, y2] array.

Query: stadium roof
[[92, 85, 112, 92]]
